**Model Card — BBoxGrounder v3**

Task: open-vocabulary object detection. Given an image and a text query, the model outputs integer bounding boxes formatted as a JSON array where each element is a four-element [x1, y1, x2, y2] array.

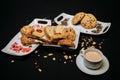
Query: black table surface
[[0, 0, 119, 80]]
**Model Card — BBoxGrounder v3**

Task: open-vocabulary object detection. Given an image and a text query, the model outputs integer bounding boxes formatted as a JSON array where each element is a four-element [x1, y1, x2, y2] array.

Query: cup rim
[[83, 48, 103, 62]]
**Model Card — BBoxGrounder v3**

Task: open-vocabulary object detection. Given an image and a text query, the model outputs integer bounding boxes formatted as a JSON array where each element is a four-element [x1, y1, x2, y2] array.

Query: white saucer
[[76, 54, 109, 75]]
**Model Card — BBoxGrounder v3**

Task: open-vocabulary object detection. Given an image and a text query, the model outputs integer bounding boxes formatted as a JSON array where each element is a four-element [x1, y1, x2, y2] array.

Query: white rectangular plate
[[1, 18, 51, 56], [54, 13, 111, 35]]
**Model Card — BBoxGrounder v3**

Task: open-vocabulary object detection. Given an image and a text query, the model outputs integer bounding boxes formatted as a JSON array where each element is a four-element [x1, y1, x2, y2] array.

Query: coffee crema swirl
[[85, 51, 102, 62]]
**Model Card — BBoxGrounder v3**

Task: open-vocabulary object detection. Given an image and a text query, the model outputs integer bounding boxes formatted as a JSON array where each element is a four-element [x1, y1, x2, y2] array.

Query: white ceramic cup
[[80, 48, 104, 70]]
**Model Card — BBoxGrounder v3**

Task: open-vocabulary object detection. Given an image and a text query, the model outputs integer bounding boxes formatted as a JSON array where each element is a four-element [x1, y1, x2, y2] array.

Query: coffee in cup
[[85, 50, 102, 62], [80, 48, 103, 69]]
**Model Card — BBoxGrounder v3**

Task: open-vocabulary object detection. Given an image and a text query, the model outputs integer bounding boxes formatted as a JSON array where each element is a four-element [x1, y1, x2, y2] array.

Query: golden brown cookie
[[32, 27, 45, 38], [20, 25, 34, 37], [52, 33, 66, 42], [63, 27, 76, 41], [20, 35, 35, 46], [44, 25, 54, 39], [53, 25, 66, 41], [81, 13, 97, 29], [57, 39, 75, 47], [72, 12, 86, 25], [54, 25, 65, 34]]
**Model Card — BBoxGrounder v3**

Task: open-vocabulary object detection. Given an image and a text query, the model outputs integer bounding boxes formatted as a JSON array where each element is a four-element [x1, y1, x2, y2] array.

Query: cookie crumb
[[92, 42, 96, 45], [38, 68, 42, 72], [38, 54, 40, 57], [34, 62, 37, 65], [52, 57, 56, 61], [48, 53, 53, 56], [99, 46, 102, 49], [11, 60, 14, 63], [70, 60, 73, 62], [63, 52, 66, 54], [68, 56, 72, 59], [64, 61, 67, 64], [43, 56, 48, 58], [34, 50, 38, 54], [64, 55, 68, 60], [74, 54, 77, 57]]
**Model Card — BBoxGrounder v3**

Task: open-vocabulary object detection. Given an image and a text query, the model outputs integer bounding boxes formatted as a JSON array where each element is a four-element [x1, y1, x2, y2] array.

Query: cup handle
[[79, 48, 85, 57]]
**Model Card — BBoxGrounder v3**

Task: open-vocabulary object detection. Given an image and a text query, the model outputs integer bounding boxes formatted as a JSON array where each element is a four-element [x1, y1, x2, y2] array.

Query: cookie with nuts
[[72, 12, 86, 25], [63, 27, 76, 41], [54, 25, 65, 34], [20, 25, 34, 37], [57, 39, 75, 47], [81, 13, 97, 29], [32, 27, 45, 38], [20, 35, 35, 46], [44, 25, 55, 40]]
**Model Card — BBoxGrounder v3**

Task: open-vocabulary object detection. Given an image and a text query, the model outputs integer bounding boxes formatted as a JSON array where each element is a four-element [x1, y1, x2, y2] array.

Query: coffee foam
[[85, 50, 102, 62]]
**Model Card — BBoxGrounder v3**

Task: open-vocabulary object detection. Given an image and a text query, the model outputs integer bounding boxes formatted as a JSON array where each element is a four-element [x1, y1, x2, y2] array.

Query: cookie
[[72, 12, 86, 25], [63, 27, 76, 41], [81, 13, 97, 29], [54, 25, 65, 34], [52, 33, 66, 42], [44, 25, 54, 39], [20, 35, 35, 46], [57, 39, 75, 47], [32, 27, 45, 38], [20, 25, 34, 37]]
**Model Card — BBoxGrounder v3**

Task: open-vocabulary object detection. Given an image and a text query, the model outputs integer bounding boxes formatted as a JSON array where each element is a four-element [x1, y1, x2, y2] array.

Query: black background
[[0, 0, 119, 80]]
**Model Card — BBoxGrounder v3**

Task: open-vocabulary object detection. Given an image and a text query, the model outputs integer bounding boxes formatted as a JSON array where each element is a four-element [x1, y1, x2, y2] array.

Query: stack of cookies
[[72, 12, 97, 29], [20, 25, 76, 47], [20, 25, 36, 46], [44, 25, 76, 47]]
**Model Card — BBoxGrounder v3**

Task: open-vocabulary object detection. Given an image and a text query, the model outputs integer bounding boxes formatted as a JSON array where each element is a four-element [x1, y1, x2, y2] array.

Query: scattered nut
[[43, 56, 48, 58], [52, 57, 56, 61], [64, 55, 68, 60], [92, 42, 96, 45], [64, 61, 67, 64], [34, 50, 38, 54], [38, 68, 42, 72], [48, 53, 53, 56], [11, 60, 14, 63]]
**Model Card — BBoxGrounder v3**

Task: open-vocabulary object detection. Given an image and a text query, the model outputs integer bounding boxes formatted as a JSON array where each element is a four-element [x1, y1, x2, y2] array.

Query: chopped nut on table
[[11, 60, 15, 63]]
